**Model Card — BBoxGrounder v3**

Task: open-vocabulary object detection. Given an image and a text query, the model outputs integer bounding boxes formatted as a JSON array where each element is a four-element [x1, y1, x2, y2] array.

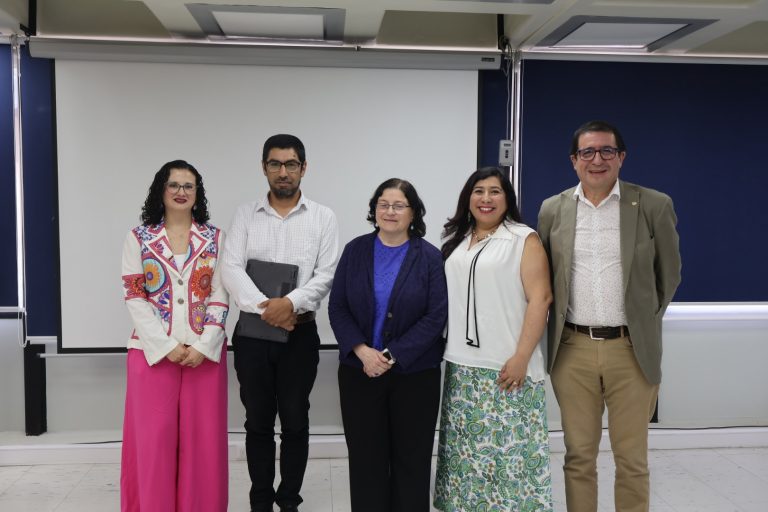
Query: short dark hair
[[441, 167, 522, 260], [262, 134, 306, 163], [366, 178, 427, 238], [570, 120, 627, 155], [140, 160, 210, 225]]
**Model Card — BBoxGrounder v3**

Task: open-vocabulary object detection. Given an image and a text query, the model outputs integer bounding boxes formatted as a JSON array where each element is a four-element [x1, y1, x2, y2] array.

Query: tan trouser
[[551, 328, 659, 512]]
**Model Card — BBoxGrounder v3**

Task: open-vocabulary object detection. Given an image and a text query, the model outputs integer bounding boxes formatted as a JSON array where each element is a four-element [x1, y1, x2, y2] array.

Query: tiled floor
[[0, 448, 767, 511]]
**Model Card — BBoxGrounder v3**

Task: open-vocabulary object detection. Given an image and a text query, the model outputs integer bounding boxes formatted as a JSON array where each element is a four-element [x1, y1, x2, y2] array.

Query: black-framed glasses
[[376, 202, 410, 213], [575, 147, 621, 161], [166, 182, 196, 193], [265, 159, 303, 174]]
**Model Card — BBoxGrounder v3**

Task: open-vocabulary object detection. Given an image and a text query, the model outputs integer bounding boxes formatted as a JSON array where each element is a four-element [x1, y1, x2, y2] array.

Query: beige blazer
[[537, 180, 681, 385]]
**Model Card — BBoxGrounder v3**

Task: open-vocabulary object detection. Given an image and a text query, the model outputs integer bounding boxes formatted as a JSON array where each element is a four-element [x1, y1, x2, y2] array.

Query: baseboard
[[1, 427, 766, 465], [0, 433, 351, 465]]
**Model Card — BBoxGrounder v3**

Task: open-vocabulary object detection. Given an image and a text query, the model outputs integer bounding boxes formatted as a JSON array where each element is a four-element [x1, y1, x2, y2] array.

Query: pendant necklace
[[472, 227, 497, 243]]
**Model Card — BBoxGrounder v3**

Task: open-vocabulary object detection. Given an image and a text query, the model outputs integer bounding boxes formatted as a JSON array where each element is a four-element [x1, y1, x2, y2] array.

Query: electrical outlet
[[499, 140, 514, 166]]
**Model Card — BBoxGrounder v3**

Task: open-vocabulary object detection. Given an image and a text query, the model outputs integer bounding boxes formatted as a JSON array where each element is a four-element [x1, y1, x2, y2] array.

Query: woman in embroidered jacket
[[433, 167, 553, 512], [120, 160, 229, 512], [328, 178, 448, 512]]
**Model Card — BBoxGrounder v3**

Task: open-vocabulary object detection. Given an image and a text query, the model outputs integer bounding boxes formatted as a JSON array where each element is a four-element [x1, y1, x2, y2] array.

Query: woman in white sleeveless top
[[434, 167, 553, 512]]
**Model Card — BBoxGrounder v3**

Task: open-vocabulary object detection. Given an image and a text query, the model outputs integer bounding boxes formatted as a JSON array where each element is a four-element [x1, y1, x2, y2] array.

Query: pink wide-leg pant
[[121, 347, 228, 512]]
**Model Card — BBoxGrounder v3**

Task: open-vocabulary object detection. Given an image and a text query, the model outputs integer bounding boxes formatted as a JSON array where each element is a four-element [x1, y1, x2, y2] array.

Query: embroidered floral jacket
[[121, 222, 229, 365]]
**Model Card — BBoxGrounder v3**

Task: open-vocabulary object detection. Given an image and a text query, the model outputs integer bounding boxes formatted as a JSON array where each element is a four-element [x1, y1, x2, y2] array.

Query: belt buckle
[[588, 327, 605, 341]]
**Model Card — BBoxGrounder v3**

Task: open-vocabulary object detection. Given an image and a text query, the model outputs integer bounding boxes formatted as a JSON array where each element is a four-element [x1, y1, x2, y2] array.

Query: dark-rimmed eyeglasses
[[166, 182, 196, 193], [265, 159, 303, 174], [575, 147, 621, 161]]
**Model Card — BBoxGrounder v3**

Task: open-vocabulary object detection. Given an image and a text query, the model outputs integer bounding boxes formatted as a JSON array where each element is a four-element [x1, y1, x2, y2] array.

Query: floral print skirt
[[433, 362, 552, 512]]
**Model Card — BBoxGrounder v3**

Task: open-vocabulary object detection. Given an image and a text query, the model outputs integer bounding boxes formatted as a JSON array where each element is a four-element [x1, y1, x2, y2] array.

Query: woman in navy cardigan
[[329, 178, 448, 512]]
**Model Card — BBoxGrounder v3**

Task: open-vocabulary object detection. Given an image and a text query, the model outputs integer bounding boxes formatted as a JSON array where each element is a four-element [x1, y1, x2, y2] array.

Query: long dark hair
[[441, 167, 522, 260], [366, 178, 427, 237], [140, 160, 210, 225]]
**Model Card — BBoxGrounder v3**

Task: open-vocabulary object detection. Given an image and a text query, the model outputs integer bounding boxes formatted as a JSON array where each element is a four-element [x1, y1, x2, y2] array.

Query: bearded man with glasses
[[221, 134, 339, 512], [537, 120, 681, 512]]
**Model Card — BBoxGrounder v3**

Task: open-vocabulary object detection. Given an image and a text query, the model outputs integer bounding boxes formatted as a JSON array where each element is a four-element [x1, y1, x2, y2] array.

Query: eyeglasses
[[376, 202, 410, 213], [166, 182, 196, 193], [575, 147, 621, 161], [265, 159, 303, 174]]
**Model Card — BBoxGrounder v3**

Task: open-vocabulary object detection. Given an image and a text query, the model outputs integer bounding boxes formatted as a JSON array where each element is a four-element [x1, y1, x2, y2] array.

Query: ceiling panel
[[187, 4, 346, 42], [0, 0, 27, 33], [37, 0, 168, 38], [597, 0, 755, 5], [377, 11, 498, 48], [692, 21, 768, 54], [553, 22, 688, 48], [2, 0, 763, 60], [535, 15, 718, 52]]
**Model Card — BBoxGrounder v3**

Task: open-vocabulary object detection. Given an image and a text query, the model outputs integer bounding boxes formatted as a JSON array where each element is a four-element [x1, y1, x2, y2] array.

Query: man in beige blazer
[[538, 120, 681, 512]]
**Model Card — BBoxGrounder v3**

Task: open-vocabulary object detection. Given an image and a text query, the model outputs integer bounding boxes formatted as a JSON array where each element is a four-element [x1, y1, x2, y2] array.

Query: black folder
[[236, 259, 299, 343]]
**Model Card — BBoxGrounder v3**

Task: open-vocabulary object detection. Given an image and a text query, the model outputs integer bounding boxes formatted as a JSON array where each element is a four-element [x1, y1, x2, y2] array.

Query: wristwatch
[[381, 348, 396, 365]]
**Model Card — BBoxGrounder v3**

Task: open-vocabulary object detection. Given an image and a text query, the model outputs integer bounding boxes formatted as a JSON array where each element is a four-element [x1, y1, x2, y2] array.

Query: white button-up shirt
[[567, 180, 628, 327], [221, 192, 339, 314]]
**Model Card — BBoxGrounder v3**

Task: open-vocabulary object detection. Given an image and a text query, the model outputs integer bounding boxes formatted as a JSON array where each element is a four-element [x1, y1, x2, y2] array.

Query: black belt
[[296, 311, 316, 324], [565, 321, 629, 340]]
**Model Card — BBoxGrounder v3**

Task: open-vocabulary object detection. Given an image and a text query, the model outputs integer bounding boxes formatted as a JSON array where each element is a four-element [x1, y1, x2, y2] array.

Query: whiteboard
[[55, 60, 478, 350]]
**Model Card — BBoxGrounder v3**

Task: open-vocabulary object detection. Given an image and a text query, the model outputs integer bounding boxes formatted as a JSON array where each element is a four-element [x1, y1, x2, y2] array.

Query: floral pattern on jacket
[[122, 222, 229, 365]]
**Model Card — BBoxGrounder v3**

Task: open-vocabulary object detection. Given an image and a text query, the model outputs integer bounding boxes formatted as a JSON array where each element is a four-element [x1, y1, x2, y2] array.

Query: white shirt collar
[[256, 191, 308, 215], [573, 180, 621, 208]]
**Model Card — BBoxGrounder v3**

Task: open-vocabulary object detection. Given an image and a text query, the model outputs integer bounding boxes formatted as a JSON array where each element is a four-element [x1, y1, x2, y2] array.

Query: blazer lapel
[[389, 238, 417, 301], [619, 181, 640, 294], [185, 223, 212, 273], [145, 224, 181, 276], [558, 191, 578, 290], [145, 223, 212, 277], [361, 234, 377, 331], [364, 234, 375, 293]]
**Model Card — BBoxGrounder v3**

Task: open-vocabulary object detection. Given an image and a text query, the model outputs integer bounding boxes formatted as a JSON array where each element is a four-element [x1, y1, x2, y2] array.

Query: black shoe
[[279, 506, 299, 512]]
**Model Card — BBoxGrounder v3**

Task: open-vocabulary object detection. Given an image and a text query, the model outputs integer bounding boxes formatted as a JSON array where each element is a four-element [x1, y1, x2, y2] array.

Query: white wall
[[658, 307, 768, 427], [41, 345, 344, 435], [0, 319, 25, 432]]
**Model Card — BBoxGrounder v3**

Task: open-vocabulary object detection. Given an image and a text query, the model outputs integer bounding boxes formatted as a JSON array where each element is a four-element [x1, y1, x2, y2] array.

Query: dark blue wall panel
[[519, 59, 768, 302], [478, 69, 509, 169], [0, 45, 18, 307], [21, 47, 59, 335]]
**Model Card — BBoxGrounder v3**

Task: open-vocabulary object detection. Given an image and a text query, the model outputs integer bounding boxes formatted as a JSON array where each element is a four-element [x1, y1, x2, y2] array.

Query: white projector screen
[[55, 60, 478, 350]]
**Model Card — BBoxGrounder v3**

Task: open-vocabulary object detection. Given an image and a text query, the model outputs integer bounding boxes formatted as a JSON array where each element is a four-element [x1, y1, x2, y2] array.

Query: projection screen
[[55, 60, 478, 350]]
